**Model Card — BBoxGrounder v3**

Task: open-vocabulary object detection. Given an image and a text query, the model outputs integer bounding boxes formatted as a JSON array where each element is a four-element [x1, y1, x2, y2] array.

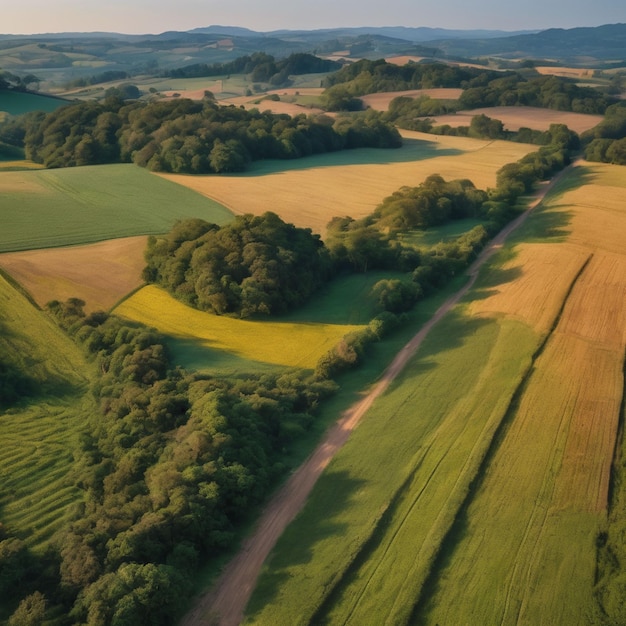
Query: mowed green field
[[244, 163, 626, 625], [0, 163, 233, 252], [0, 91, 68, 117], [0, 273, 95, 550]]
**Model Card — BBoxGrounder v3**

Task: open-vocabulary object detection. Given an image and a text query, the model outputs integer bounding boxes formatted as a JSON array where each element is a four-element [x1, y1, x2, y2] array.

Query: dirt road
[[179, 167, 570, 626]]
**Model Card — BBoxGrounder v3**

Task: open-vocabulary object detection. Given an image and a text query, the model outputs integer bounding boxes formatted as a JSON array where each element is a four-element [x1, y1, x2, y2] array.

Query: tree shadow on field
[[165, 336, 291, 376], [465, 264, 524, 303], [516, 204, 574, 243], [237, 138, 464, 177], [244, 469, 367, 619]]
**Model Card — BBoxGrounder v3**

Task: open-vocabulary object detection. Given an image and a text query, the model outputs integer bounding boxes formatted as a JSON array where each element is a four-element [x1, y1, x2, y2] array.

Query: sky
[[3, 0, 625, 35]]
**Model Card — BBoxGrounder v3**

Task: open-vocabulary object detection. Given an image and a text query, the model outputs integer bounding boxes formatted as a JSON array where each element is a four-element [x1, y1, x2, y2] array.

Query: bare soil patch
[[0, 236, 147, 312]]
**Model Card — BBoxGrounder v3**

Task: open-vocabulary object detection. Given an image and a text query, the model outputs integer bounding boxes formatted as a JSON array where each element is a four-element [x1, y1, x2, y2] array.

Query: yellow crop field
[[360, 88, 463, 111], [159, 131, 534, 234], [0, 160, 44, 171], [418, 164, 626, 626], [535, 66, 597, 79], [114, 285, 365, 370]]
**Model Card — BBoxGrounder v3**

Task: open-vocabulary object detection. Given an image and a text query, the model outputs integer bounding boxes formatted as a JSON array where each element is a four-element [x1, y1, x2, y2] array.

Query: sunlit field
[[114, 285, 367, 372], [159, 131, 534, 234], [428, 106, 604, 133], [243, 162, 626, 625], [0, 236, 148, 312]]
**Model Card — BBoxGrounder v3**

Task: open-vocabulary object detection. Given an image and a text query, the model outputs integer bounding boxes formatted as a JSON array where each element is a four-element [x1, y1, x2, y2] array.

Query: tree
[[8, 591, 46, 626]]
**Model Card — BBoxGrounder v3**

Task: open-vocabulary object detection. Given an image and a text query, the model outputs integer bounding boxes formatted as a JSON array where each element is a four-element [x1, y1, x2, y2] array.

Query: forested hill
[[429, 23, 626, 62]]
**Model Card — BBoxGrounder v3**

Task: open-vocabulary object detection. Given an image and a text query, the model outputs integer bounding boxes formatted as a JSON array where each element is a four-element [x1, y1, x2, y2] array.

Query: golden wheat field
[[0, 236, 147, 312], [360, 88, 463, 111], [468, 243, 591, 332], [158, 131, 534, 234], [420, 161, 626, 626]]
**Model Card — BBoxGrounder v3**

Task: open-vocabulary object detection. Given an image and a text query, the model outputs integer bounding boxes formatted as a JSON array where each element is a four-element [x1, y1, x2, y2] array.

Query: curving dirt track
[[179, 167, 571, 626]]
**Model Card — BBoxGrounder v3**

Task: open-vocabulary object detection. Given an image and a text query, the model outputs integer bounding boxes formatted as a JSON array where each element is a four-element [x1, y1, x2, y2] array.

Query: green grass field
[[0, 163, 233, 251], [0, 273, 95, 551], [0, 90, 68, 116]]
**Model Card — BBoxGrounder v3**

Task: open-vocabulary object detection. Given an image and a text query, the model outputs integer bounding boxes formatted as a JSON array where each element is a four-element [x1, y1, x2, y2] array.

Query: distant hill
[[430, 23, 626, 62], [0, 23, 623, 89]]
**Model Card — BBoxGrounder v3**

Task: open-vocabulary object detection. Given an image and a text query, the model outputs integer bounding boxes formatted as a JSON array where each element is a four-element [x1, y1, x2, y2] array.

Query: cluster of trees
[[457, 73, 611, 114], [582, 102, 626, 165], [369, 174, 488, 231], [167, 52, 340, 86], [63, 70, 130, 90], [0, 70, 40, 92], [0, 300, 338, 624], [0, 97, 401, 172], [319, 59, 614, 115], [143, 212, 333, 317]]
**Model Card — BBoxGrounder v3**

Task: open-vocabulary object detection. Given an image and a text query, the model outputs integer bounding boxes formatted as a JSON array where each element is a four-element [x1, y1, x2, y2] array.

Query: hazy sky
[[3, 0, 625, 35]]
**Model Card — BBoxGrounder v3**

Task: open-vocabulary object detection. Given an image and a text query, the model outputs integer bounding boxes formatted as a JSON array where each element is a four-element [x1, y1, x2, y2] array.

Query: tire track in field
[[180, 166, 574, 626]]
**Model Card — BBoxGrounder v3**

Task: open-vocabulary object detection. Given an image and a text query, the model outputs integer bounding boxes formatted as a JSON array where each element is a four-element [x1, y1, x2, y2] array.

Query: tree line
[[581, 102, 626, 165], [0, 97, 401, 172], [320, 59, 614, 114], [166, 51, 340, 87]]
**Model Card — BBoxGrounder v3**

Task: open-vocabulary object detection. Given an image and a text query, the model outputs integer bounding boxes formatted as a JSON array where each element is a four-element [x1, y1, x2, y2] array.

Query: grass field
[[243, 162, 626, 625], [0, 273, 95, 551], [0, 163, 233, 252], [159, 131, 534, 234], [113, 284, 370, 373], [0, 90, 68, 116]]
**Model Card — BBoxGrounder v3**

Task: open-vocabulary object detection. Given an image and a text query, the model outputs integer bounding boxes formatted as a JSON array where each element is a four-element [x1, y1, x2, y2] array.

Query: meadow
[[243, 162, 626, 625], [0, 163, 233, 252], [159, 130, 534, 234], [0, 90, 67, 117], [113, 282, 375, 374], [417, 164, 626, 625], [0, 273, 95, 551]]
